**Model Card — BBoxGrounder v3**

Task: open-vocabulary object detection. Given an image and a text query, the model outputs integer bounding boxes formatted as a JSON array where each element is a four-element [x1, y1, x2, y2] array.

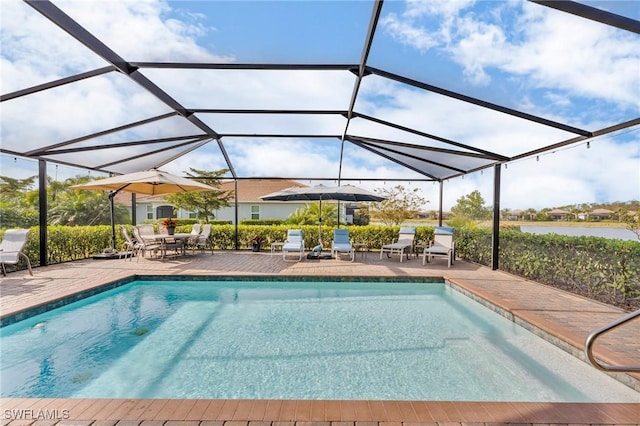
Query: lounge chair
[[422, 226, 455, 268], [119, 225, 138, 260], [0, 229, 33, 276], [185, 223, 201, 253], [380, 227, 416, 262], [195, 224, 212, 254], [282, 229, 304, 262], [331, 228, 354, 261]]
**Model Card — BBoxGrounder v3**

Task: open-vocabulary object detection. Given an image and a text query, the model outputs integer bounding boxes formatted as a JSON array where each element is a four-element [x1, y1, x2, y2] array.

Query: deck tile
[[185, 400, 213, 421], [232, 401, 256, 421], [338, 402, 356, 422], [262, 401, 282, 421], [379, 402, 402, 423], [246, 401, 269, 421], [408, 402, 434, 423], [365, 402, 386, 422], [294, 401, 311, 421], [353, 401, 373, 422], [277, 401, 297, 422], [217, 401, 240, 421], [323, 401, 342, 422], [200, 401, 226, 420], [308, 400, 325, 420], [135, 400, 170, 421]]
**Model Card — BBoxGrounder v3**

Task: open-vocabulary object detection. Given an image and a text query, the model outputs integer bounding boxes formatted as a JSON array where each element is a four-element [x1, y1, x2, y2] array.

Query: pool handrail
[[584, 308, 640, 372]]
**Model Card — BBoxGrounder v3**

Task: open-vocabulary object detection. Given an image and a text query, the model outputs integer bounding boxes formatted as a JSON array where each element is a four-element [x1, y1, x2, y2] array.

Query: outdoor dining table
[[143, 233, 192, 259]]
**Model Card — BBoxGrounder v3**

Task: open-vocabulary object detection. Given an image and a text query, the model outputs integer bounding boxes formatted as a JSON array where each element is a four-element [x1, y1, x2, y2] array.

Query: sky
[[1, 0, 639, 212]]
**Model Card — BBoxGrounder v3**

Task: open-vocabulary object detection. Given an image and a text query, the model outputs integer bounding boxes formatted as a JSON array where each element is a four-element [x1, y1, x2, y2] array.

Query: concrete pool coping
[[1, 251, 639, 424]]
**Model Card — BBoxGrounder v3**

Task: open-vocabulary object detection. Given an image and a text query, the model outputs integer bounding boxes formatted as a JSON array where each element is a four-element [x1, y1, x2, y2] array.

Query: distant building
[[546, 209, 570, 221], [589, 208, 614, 220]]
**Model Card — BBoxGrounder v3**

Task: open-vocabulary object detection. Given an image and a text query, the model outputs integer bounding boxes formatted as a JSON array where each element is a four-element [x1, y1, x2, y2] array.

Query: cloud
[[379, 1, 640, 107], [1, 0, 638, 214]]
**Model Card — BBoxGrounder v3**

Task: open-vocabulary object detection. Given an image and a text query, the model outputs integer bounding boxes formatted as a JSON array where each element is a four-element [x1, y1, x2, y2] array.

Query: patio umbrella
[[71, 169, 217, 250], [261, 184, 386, 247]]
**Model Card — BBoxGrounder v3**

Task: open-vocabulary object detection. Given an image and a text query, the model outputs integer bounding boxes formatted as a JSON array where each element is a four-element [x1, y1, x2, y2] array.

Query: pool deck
[[1, 250, 639, 425]]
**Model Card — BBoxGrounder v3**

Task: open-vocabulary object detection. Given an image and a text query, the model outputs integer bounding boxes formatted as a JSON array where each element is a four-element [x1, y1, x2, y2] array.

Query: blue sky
[[1, 0, 638, 211]]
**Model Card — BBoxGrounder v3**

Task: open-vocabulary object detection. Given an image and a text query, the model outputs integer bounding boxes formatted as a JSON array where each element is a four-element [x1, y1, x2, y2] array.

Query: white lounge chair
[[0, 229, 33, 276], [380, 227, 416, 262], [422, 227, 455, 268], [331, 228, 354, 261], [186, 223, 202, 253], [195, 224, 212, 254], [282, 229, 304, 262], [119, 225, 138, 261]]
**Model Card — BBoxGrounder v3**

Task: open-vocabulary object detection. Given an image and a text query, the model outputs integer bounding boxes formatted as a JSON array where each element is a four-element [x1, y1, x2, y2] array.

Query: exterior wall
[[214, 202, 307, 223], [131, 200, 346, 224]]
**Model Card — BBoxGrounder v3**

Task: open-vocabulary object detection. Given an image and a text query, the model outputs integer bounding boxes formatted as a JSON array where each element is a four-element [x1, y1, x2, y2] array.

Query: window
[[251, 205, 260, 220], [146, 205, 153, 220]]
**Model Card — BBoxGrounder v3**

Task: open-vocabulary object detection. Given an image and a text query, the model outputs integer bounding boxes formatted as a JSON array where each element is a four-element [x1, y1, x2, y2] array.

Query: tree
[[0, 175, 38, 228], [165, 168, 232, 223], [286, 202, 338, 226], [369, 185, 427, 226], [621, 210, 640, 241], [451, 190, 491, 220], [52, 175, 129, 225]]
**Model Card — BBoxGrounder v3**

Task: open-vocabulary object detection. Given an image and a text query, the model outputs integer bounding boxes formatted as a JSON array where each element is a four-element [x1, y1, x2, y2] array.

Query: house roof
[[591, 208, 614, 215], [547, 209, 570, 215], [220, 179, 309, 202], [2, 1, 638, 185]]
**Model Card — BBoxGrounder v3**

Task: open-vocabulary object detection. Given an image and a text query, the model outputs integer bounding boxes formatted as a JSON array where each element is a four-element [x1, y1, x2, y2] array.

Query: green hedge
[[455, 227, 640, 308]]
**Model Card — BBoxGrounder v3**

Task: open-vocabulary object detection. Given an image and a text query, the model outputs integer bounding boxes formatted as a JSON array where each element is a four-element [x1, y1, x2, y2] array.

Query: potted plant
[[162, 218, 178, 235], [251, 235, 264, 252]]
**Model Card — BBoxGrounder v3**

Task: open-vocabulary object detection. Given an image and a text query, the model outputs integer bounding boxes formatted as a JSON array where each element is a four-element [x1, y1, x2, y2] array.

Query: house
[[546, 209, 570, 221], [589, 208, 614, 220], [507, 209, 524, 220], [115, 179, 345, 224], [215, 179, 311, 223]]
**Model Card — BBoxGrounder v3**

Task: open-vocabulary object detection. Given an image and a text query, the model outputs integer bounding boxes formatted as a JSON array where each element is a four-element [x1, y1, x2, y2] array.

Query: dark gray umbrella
[[261, 184, 386, 246]]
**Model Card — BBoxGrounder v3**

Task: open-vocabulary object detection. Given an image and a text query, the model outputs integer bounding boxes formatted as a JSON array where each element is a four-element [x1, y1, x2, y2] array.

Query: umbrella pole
[[109, 191, 117, 250], [318, 197, 322, 248]]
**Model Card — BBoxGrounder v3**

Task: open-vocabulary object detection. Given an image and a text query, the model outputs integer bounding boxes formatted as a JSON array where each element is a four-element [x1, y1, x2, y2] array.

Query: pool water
[[1, 279, 638, 402]]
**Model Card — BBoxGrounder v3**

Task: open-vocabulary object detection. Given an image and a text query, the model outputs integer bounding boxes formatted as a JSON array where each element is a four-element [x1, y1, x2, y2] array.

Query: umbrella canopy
[[260, 184, 385, 203], [71, 169, 217, 250], [261, 184, 386, 247], [70, 169, 217, 195]]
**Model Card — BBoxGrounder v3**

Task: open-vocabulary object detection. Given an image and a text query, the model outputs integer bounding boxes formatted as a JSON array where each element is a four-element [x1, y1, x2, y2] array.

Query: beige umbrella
[[71, 169, 217, 249], [70, 169, 217, 195]]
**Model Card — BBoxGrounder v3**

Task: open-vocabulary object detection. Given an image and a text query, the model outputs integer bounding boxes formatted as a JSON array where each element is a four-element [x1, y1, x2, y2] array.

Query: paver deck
[[1, 250, 639, 425]]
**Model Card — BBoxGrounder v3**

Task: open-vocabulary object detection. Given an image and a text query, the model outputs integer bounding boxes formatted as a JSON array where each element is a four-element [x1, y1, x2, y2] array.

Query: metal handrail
[[584, 308, 640, 372]]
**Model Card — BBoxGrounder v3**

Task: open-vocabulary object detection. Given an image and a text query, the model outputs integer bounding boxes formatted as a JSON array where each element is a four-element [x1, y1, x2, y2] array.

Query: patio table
[[143, 233, 192, 258]]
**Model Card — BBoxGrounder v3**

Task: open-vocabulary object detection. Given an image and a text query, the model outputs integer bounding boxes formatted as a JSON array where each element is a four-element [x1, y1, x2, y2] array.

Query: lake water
[[520, 225, 638, 241]]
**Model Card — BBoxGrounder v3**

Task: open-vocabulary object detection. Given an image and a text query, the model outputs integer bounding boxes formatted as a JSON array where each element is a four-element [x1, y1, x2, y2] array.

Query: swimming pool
[[1, 278, 638, 402]]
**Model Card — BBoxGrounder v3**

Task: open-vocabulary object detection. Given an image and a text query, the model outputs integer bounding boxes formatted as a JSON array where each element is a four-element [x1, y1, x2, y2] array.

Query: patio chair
[[282, 229, 304, 262], [195, 224, 212, 254], [331, 228, 354, 261], [380, 227, 416, 262], [132, 226, 162, 262], [185, 223, 202, 253], [158, 223, 185, 256], [119, 225, 138, 261], [0, 229, 33, 276], [422, 227, 455, 268]]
